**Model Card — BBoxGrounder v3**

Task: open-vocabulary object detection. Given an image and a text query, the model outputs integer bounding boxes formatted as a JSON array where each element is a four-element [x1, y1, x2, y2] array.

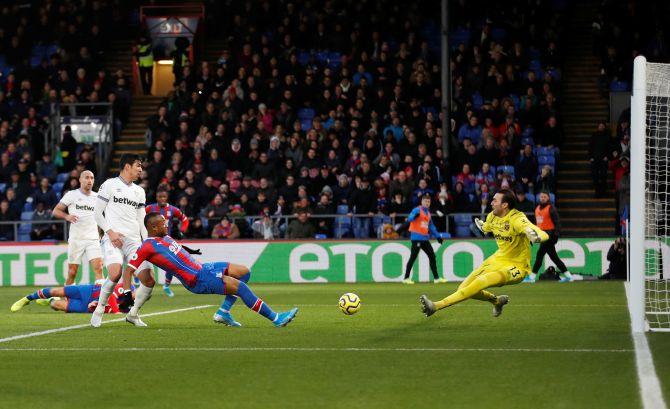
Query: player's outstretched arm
[[516, 215, 549, 243]]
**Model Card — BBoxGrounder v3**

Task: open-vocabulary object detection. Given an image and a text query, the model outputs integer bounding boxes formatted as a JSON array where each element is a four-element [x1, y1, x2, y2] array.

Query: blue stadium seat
[[53, 182, 64, 194], [453, 213, 473, 225], [455, 226, 472, 238], [56, 173, 69, 183], [300, 119, 312, 131], [0, 183, 6, 194], [20, 211, 33, 221], [334, 216, 352, 238], [498, 165, 515, 177], [491, 27, 507, 42], [22, 201, 33, 212], [610, 81, 629, 92], [297, 51, 310, 66], [538, 155, 556, 167], [314, 234, 327, 239], [521, 137, 535, 147], [336, 204, 349, 214], [536, 146, 556, 157]]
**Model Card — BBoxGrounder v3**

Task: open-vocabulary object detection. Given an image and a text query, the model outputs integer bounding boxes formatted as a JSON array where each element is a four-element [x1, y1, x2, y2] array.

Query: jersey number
[[509, 267, 521, 278]]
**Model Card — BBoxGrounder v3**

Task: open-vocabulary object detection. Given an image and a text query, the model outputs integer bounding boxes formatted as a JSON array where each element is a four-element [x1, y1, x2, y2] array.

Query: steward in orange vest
[[403, 194, 447, 284], [531, 192, 572, 282]]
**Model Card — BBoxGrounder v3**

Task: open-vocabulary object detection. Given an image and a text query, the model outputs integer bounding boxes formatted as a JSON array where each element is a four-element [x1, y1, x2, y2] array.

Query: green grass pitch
[[1, 281, 668, 409]]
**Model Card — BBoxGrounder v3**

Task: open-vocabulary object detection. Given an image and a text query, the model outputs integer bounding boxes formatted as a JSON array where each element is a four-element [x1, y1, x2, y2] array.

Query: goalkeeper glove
[[474, 218, 485, 233], [175, 230, 184, 240], [182, 244, 202, 255], [525, 227, 542, 243]]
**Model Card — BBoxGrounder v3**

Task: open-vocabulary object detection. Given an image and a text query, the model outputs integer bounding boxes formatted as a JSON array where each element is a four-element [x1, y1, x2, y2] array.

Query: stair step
[[562, 227, 615, 236]]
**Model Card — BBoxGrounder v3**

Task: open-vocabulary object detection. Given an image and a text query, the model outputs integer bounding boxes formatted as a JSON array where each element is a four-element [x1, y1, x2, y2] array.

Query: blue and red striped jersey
[[145, 203, 189, 232], [129, 235, 201, 287]]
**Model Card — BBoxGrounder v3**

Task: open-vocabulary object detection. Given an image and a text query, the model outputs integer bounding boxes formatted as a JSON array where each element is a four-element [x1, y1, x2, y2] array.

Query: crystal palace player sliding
[[11, 283, 131, 314], [95, 212, 297, 328], [420, 189, 549, 317], [145, 187, 189, 297]]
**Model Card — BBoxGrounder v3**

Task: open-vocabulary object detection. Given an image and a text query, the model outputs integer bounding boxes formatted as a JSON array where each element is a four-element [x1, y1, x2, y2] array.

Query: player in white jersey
[[91, 154, 154, 328], [52, 170, 103, 285]]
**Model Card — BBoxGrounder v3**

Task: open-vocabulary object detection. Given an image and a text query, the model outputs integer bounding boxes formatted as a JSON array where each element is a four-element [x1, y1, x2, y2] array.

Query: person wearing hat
[[403, 193, 446, 284]]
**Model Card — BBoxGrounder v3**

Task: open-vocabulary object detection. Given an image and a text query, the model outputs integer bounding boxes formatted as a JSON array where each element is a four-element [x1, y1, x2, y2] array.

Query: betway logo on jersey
[[112, 196, 143, 208], [75, 204, 95, 212]]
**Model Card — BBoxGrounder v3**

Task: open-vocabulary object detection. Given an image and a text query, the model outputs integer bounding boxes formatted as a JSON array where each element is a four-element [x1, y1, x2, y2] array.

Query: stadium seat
[[20, 211, 33, 221], [610, 81, 629, 92], [56, 173, 69, 183], [0, 183, 6, 194], [300, 119, 312, 131], [521, 137, 535, 147], [528, 59, 542, 71], [336, 204, 349, 214], [498, 165, 515, 177], [538, 155, 556, 167], [297, 51, 310, 66], [53, 182, 64, 194], [472, 92, 483, 110], [334, 216, 351, 238], [455, 226, 472, 238], [22, 202, 33, 212]]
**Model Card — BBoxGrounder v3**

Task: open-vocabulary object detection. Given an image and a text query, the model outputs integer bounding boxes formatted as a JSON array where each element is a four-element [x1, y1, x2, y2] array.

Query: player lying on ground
[[11, 283, 132, 314], [92, 212, 297, 328], [420, 189, 549, 317]]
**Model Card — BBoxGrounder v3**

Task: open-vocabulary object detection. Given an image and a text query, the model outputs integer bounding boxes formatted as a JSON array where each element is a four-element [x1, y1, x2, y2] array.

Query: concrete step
[[562, 226, 615, 236], [558, 197, 615, 209]]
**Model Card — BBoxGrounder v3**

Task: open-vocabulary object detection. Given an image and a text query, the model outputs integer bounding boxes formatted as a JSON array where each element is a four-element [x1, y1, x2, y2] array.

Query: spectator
[[0, 200, 16, 240], [387, 192, 412, 224], [36, 153, 57, 182], [516, 189, 536, 214], [348, 177, 377, 238], [517, 144, 538, 193], [313, 193, 335, 237], [389, 170, 415, 201], [458, 116, 483, 145], [211, 216, 240, 239], [286, 210, 316, 239], [204, 194, 228, 220], [252, 212, 279, 240], [30, 202, 57, 240], [33, 177, 58, 208], [589, 121, 610, 197], [187, 218, 209, 239], [433, 189, 453, 232], [452, 181, 473, 212], [536, 165, 556, 194]]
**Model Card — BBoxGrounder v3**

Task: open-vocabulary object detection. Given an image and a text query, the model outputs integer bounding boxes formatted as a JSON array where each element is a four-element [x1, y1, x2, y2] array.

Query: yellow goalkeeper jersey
[[481, 208, 549, 267]]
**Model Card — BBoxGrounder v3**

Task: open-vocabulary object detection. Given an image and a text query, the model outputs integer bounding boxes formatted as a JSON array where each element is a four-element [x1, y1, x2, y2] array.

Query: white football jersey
[[96, 176, 146, 241], [59, 189, 100, 241]]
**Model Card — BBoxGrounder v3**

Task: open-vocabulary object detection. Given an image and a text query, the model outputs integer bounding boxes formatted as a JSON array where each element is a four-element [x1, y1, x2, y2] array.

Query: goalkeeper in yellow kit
[[420, 189, 549, 317]]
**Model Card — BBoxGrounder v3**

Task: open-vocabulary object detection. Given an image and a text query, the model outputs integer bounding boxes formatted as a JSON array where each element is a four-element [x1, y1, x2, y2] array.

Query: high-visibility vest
[[409, 207, 431, 235], [535, 204, 555, 231], [138, 44, 154, 67]]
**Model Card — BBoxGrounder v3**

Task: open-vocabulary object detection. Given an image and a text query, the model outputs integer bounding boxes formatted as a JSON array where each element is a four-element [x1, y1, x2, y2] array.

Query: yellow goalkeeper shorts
[[459, 257, 529, 289]]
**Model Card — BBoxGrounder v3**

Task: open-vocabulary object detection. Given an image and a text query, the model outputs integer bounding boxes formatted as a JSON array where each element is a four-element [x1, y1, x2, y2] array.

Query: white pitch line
[[275, 304, 626, 308], [0, 347, 634, 353], [624, 282, 668, 409], [0, 305, 214, 344]]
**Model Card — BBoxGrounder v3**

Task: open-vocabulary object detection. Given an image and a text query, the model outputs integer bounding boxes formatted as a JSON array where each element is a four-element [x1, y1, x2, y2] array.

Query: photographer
[[601, 237, 627, 279]]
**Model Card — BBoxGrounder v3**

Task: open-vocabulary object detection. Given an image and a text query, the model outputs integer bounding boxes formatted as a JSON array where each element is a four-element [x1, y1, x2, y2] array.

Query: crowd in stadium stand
[[591, 0, 669, 234], [140, 0, 567, 239], [0, 1, 131, 239]]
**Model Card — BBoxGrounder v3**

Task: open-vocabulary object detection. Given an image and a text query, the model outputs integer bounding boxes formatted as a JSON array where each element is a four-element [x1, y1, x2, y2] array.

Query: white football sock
[[562, 271, 573, 279], [95, 279, 116, 313], [129, 284, 153, 315]]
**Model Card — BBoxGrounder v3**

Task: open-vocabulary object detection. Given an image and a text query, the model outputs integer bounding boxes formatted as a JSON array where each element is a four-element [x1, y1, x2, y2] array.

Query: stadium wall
[[0, 238, 618, 286]]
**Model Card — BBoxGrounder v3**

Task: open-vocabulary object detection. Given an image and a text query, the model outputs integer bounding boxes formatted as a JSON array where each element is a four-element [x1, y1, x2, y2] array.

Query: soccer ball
[[339, 293, 361, 315]]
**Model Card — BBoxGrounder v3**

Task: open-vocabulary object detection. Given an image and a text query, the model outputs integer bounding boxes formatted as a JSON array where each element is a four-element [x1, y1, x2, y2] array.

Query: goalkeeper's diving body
[[91, 212, 298, 328], [420, 189, 548, 317]]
